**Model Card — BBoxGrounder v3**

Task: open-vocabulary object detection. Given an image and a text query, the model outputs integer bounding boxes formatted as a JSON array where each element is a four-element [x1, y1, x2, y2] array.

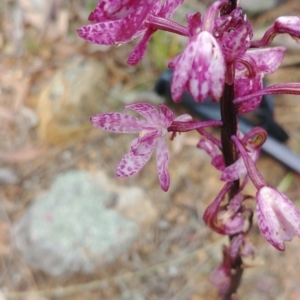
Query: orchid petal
[[127, 28, 156, 65], [131, 132, 158, 156], [198, 138, 225, 171], [222, 25, 251, 63], [234, 47, 284, 114], [234, 83, 300, 110], [275, 16, 300, 38], [211, 265, 230, 296], [256, 186, 300, 251], [221, 156, 248, 182], [172, 31, 225, 103], [116, 149, 152, 178], [246, 47, 285, 74], [186, 12, 201, 37], [77, 20, 138, 45], [90, 112, 146, 133], [234, 74, 263, 114], [190, 32, 225, 102], [223, 214, 245, 235], [229, 235, 244, 260], [158, 104, 174, 127], [159, 0, 184, 18], [124, 103, 160, 123], [256, 188, 282, 250], [228, 194, 244, 213], [78, 0, 158, 45], [273, 190, 300, 237], [156, 138, 170, 191], [88, 0, 139, 22], [171, 36, 196, 102]]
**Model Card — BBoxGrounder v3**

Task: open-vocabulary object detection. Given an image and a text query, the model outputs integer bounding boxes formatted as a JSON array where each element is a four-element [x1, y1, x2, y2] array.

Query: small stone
[[95, 171, 158, 231], [12, 170, 139, 276], [168, 265, 179, 277], [158, 220, 170, 230], [37, 56, 107, 145]]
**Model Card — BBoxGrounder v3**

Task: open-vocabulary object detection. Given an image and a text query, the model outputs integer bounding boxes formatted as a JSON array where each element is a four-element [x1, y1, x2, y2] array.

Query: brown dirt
[[1, 1, 300, 299]]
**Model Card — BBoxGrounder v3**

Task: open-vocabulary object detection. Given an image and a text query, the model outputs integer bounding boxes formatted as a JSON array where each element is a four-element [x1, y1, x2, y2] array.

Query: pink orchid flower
[[90, 103, 173, 191], [203, 183, 245, 235], [232, 135, 300, 250], [169, 3, 253, 103], [235, 47, 285, 114], [234, 82, 300, 111], [256, 186, 300, 251], [170, 3, 227, 103], [221, 127, 267, 182], [170, 30, 225, 103], [77, 0, 184, 65]]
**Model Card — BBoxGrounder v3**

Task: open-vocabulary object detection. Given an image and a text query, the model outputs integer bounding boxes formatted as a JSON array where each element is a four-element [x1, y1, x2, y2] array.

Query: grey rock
[[37, 56, 108, 144], [13, 170, 139, 276]]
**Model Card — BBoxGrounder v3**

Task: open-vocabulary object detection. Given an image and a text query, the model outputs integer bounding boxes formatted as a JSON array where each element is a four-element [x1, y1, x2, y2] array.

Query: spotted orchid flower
[[256, 186, 300, 251], [221, 127, 267, 181], [170, 29, 225, 103], [234, 47, 285, 114], [91, 103, 174, 191], [232, 135, 300, 250], [169, 1, 254, 103], [77, 0, 185, 65], [170, 2, 227, 103], [203, 183, 246, 235], [77, 0, 160, 45], [234, 82, 300, 113]]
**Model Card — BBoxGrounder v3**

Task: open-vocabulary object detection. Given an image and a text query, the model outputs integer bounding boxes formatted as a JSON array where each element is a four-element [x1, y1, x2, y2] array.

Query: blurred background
[[1, 0, 300, 299]]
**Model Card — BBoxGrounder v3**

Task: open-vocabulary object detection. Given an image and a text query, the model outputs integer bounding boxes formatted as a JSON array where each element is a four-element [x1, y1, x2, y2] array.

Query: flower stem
[[229, 0, 237, 10], [220, 82, 239, 196], [220, 82, 244, 299]]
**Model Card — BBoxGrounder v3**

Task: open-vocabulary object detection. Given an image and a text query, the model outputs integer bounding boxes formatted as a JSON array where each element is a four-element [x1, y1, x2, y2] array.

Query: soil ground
[[1, 1, 300, 299]]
